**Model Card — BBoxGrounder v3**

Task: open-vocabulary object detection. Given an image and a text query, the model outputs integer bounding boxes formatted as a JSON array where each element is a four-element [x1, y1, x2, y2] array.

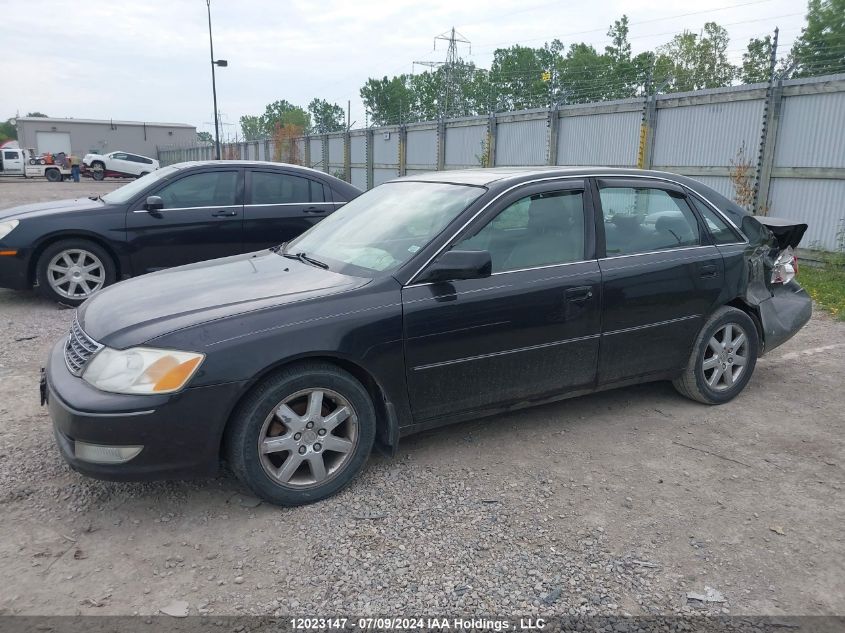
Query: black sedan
[[0, 160, 360, 304], [43, 167, 811, 506]]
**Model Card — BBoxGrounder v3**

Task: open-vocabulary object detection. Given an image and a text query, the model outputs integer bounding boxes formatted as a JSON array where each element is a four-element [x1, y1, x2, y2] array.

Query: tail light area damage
[[737, 215, 811, 355]]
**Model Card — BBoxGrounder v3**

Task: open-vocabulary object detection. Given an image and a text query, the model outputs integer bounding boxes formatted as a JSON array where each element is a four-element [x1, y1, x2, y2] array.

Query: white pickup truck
[[0, 148, 72, 182]]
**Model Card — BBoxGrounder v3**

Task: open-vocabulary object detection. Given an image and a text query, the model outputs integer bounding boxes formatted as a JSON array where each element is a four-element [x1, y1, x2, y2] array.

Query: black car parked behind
[[43, 167, 810, 506], [0, 161, 361, 304]]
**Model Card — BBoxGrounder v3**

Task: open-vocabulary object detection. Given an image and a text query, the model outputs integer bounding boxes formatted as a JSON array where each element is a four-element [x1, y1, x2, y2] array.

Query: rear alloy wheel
[[673, 306, 759, 404], [36, 239, 116, 306], [225, 363, 376, 506]]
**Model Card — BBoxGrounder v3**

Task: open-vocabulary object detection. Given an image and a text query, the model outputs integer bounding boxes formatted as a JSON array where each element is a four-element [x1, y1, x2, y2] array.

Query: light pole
[[206, 0, 227, 160]]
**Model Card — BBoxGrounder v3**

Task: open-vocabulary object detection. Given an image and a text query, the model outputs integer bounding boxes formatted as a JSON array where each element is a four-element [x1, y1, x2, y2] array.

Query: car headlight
[[82, 347, 204, 394], [0, 220, 19, 241]]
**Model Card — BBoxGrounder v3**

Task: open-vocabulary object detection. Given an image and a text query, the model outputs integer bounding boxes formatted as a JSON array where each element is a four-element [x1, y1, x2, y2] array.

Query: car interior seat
[[503, 194, 583, 270]]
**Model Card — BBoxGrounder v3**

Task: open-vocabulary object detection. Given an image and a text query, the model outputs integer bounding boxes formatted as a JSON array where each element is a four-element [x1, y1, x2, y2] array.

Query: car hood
[[0, 197, 104, 221], [78, 250, 369, 349]]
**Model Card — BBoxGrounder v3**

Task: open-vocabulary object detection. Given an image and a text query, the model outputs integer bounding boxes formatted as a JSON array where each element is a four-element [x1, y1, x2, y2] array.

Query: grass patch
[[799, 263, 845, 321]]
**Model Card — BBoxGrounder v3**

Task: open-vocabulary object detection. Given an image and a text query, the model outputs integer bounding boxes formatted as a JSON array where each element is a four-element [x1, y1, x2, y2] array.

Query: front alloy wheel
[[225, 362, 376, 506], [46, 249, 106, 300], [36, 239, 117, 306], [258, 388, 359, 488]]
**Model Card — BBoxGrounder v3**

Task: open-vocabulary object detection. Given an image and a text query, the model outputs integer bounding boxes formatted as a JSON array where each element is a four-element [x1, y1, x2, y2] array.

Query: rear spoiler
[[754, 216, 808, 250]]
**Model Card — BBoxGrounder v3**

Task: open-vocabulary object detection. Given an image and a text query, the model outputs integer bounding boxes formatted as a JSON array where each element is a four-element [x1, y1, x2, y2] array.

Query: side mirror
[[145, 195, 164, 212], [419, 249, 492, 284]]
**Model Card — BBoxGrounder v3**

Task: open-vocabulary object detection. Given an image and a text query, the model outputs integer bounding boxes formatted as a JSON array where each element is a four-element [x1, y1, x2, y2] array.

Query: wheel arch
[[29, 232, 123, 286], [724, 297, 766, 354], [218, 353, 400, 462]]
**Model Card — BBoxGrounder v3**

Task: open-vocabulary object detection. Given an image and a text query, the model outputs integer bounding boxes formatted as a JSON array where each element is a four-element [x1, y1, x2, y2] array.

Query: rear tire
[[224, 362, 376, 506], [35, 239, 117, 306], [673, 306, 759, 404], [91, 162, 105, 181], [44, 168, 62, 183]]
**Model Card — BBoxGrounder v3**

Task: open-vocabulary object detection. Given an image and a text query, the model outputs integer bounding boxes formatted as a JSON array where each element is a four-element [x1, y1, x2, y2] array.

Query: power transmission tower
[[413, 27, 471, 118]]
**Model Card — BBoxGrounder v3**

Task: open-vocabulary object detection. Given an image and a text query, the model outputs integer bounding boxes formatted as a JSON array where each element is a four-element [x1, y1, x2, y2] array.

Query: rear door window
[[689, 196, 744, 245], [598, 186, 700, 256], [250, 171, 321, 205]]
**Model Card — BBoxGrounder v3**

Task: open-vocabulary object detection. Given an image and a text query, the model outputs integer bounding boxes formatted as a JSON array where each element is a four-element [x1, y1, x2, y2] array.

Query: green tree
[[239, 115, 264, 140], [25, 111, 48, 117], [741, 36, 773, 84], [791, 0, 845, 77], [307, 98, 345, 133], [360, 76, 414, 125], [0, 118, 16, 142], [197, 131, 214, 144], [260, 100, 310, 135], [488, 45, 549, 110], [659, 22, 736, 91]]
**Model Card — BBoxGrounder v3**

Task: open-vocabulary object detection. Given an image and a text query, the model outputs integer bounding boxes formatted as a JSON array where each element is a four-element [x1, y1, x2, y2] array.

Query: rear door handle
[[211, 209, 238, 217], [303, 206, 326, 214], [565, 286, 594, 303], [700, 264, 718, 278]]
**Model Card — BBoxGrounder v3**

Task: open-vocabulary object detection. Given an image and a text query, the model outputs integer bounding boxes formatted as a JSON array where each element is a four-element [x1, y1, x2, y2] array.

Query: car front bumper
[[0, 248, 31, 290], [45, 339, 246, 481]]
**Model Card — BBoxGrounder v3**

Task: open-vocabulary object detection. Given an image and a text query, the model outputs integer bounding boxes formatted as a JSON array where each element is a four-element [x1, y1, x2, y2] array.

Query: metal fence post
[[755, 80, 784, 216], [487, 113, 497, 167], [322, 135, 329, 173], [637, 93, 657, 169], [304, 135, 311, 168], [398, 125, 407, 177], [366, 129, 374, 190], [344, 130, 351, 182], [547, 106, 560, 166], [436, 118, 446, 170]]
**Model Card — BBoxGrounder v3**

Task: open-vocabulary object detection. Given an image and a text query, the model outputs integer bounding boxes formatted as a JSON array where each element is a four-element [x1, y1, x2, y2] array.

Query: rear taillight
[[772, 246, 797, 284]]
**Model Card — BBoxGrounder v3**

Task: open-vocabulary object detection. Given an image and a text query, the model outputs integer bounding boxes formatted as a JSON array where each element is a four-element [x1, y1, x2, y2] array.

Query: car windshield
[[101, 165, 181, 204], [285, 181, 485, 276]]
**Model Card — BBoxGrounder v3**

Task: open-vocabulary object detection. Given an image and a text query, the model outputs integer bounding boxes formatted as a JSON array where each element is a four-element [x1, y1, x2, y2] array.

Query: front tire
[[91, 162, 105, 181], [224, 362, 376, 506], [35, 239, 117, 306], [673, 306, 759, 404]]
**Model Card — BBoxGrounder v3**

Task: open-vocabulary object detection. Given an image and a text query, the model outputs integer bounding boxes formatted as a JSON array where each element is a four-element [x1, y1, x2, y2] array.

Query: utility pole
[[413, 27, 471, 118], [206, 0, 228, 160]]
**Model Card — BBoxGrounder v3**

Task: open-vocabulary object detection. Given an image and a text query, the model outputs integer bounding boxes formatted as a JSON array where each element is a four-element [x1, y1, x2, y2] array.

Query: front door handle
[[700, 264, 718, 278], [211, 209, 238, 217], [565, 286, 594, 304]]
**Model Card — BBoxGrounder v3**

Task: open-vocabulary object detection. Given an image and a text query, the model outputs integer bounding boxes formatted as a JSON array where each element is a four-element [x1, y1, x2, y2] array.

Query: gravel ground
[[0, 181, 843, 618]]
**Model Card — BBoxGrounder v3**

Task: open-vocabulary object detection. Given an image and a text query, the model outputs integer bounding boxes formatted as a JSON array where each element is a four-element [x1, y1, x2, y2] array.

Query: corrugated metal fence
[[160, 73, 845, 250]]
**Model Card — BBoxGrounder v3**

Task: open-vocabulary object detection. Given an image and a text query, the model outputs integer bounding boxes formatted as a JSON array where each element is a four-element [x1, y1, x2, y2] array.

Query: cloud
[[1, 0, 805, 137]]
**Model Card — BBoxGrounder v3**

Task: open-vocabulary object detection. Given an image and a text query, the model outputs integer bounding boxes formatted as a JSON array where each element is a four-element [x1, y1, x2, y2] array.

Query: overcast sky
[[2, 0, 808, 138]]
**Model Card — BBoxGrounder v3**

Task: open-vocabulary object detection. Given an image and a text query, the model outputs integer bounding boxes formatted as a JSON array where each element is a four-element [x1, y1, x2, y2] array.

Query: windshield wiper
[[282, 251, 329, 269]]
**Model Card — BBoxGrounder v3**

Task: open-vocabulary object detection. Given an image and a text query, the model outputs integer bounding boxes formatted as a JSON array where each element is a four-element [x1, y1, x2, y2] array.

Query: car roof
[[167, 160, 362, 193], [390, 166, 751, 219], [390, 166, 695, 186], [172, 160, 327, 176]]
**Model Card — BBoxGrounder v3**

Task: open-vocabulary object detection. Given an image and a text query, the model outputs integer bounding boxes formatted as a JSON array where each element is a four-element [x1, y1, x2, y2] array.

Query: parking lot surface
[[0, 180, 843, 617]]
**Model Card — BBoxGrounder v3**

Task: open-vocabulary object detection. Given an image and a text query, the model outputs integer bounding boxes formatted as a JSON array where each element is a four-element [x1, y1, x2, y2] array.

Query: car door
[[593, 177, 724, 385], [109, 152, 133, 176], [126, 168, 244, 274], [242, 169, 336, 251], [402, 180, 602, 421], [1, 150, 24, 174]]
